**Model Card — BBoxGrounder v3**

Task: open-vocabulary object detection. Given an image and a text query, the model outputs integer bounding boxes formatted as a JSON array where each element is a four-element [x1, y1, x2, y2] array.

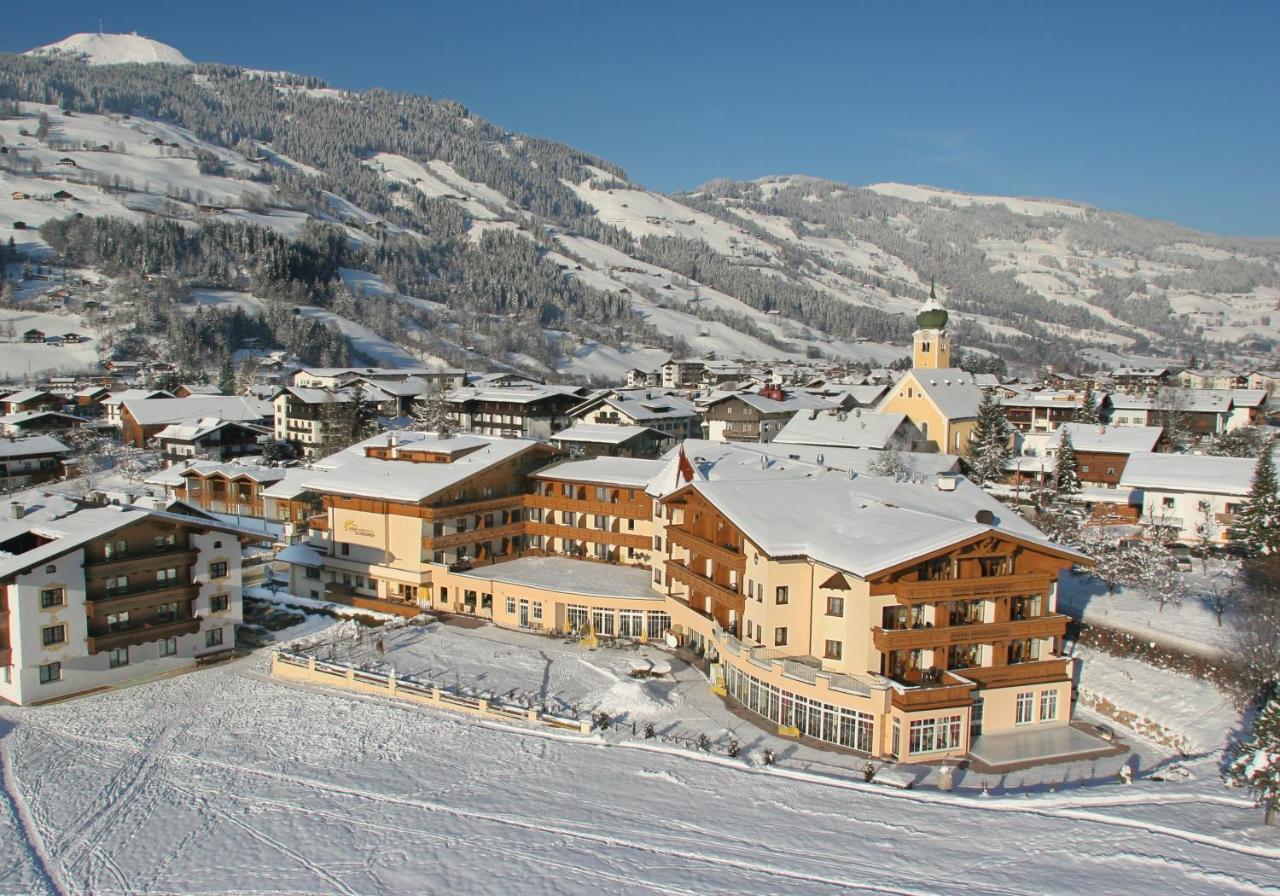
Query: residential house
[[0, 436, 71, 491]]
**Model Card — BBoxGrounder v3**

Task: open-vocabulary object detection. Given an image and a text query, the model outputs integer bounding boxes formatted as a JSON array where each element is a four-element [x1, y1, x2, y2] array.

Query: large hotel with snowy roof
[[278, 414, 1087, 763]]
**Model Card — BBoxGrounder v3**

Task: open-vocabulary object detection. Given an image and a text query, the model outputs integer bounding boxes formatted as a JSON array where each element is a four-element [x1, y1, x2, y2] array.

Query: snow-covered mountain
[[1, 35, 1277, 381], [24, 33, 192, 66]]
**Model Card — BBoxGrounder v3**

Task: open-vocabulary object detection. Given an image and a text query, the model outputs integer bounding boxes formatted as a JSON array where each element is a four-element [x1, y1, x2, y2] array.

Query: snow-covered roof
[[704, 390, 837, 415], [534, 457, 667, 488], [276, 542, 325, 568], [123, 396, 271, 426], [153, 417, 268, 443], [453, 556, 660, 600], [1000, 390, 1083, 409], [299, 431, 545, 502], [684, 471, 1080, 577], [447, 384, 591, 406], [2, 388, 55, 405], [1119, 452, 1257, 496], [1107, 389, 1266, 413], [0, 410, 86, 427], [103, 389, 173, 407], [551, 424, 664, 445], [0, 435, 69, 458], [1054, 423, 1163, 454], [897, 369, 984, 420], [773, 409, 916, 450], [574, 391, 701, 422], [0, 492, 259, 582]]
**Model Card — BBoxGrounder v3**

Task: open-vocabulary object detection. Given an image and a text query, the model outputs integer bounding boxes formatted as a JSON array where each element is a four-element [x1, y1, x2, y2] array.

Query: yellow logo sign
[[342, 519, 376, 539]]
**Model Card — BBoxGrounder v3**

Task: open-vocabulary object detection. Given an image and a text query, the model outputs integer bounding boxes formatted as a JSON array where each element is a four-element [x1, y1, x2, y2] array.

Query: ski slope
[[0, 649, 1274, 896]]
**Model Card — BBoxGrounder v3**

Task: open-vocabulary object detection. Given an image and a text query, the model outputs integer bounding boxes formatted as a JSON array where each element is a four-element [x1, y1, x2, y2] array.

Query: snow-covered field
[[1058, 567, 1240, 658], [0, 638, 1276, 896]]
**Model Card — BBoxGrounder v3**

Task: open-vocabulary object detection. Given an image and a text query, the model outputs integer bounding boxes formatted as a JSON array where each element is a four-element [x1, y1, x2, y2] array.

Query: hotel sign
[[343, 519, 377, 540]]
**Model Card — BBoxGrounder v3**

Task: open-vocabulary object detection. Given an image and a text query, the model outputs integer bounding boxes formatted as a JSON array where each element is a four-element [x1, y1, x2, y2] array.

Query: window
[[774, 627, 788, 647], [159, 638, 178, 657], [1080, 464, 1090, 473], [824, 640, 843, 660], [1040, 689, 1058, 722], [156, 567, 177, 583], [826, 595, 844, 617], [105, 539, 128, 559], [44, 564, 56, 574], [1015, 691, 1034, 725], [1161, 496, 1175, 509], [532, 603, 543, 621], [305, 566, 321, 579], [156, 602, 178, 623], [506, 596, 516, 615], [39, 661, 61, 684], [209, 561, 228, 579], [105, 575, 128, 595], [42, 624, 66, 647], [205, 628, 224, 648], [908, 715, 963, 754], [40, 587, 64, 608], [154, 533, 176, 549], [775, 586, 789, 605], [108, 648, 129, 668], [107, 611, 130, 631], [340, 543, 350, 555], [213, 540, 222, 549]]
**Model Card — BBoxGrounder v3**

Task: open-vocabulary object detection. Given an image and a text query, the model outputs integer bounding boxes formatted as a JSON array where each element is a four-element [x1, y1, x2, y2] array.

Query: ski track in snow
[[0, 659, 1276, 895]]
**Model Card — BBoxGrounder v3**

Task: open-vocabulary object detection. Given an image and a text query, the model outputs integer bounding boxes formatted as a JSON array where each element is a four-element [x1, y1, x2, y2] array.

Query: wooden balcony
[[83, 546, 199, 575], [890, 680, 975, 712], [665, 559, 745, 609], [525, 522, 651, 550], [891, 571, 1054, 604], [872, 614, 1068, 652], [88, 582, 199, 616], [666, 526, 745, 570], [427, 522, 525, 551], [86, 616, 201, 654], [525, 492, 649, 519], [309, 514, 329, 531], [950, 658, 1072, 689]]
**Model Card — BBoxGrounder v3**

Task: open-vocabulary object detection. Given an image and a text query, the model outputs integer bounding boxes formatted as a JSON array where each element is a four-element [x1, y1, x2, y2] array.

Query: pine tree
[[1054, 430, 1082, 497], [411, 389, 453, 436], [1227, 692, 1280, 825], [1076, 381, 1099, 425], [217, 354, 237, 395], [1230, 439, 1280, 557], [965, 389, 1012, 486]]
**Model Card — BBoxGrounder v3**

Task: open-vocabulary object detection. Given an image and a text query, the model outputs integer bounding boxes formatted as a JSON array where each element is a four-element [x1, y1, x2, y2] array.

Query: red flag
[[677, 446, 695, 484]]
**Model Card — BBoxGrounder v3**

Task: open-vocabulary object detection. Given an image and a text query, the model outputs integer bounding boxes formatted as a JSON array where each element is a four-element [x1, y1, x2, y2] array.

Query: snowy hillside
[[24, 32, 192, 66], [2, 41, 1277, 381]]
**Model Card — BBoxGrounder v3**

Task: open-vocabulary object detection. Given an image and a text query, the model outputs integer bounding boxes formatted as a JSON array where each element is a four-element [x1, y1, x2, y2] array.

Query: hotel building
[[280, 429, 1087, 764]]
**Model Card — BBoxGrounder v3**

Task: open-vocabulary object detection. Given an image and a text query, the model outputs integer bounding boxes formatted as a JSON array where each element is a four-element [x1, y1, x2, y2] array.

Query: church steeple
[[913, 280, 950, 369]]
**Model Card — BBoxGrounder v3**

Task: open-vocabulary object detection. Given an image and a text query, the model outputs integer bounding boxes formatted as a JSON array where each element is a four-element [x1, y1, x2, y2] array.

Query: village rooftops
[[1107, 389, 1268, 413], [446, 383, 595, 405], [533, 457, 667, 488], [1118, 452, 1258, 496], [452, 556, 660, 601], [702, 390, 838, 414]]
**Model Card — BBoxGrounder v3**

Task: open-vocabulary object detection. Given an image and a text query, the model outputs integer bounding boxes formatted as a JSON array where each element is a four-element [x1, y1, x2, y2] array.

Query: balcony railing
[[666, 527, 745, 569], [892, 571, 1054, 604], [88, 581, 200, 615], [86, 616, 201, 654], [872, 614, 1068, 652], [525, 522, 651, 551], [83, 545, 198, 574], [949, 658, 1071, 689], [665, 559, 744, 607], [889, 678, 975, 712]]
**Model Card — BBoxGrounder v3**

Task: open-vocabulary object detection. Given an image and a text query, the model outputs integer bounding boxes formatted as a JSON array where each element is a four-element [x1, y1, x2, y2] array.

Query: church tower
[[913, 281, 950, 369]]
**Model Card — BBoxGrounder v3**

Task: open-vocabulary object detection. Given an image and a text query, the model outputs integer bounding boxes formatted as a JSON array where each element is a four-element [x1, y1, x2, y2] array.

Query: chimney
[[9, 501, 23, 519], [816, 452, 825, 465], [935, 474, 958, 492]]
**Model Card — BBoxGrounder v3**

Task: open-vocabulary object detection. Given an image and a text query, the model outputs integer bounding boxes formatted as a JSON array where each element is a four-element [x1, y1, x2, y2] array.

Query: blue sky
[[6, 1, 1278, 235]]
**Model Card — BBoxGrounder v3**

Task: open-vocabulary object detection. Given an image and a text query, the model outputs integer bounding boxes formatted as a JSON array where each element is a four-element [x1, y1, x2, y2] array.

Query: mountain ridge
[[1, 36, 1277, 381]]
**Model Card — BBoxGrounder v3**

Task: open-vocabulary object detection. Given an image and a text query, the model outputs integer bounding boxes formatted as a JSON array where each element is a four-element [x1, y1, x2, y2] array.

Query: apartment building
[[999, 391, 1084, 433], [568, 390, 702, 440], [1007, 423, 1165, 490], [1119, 452, 1257, 543], [0, 492, 255, 705], [120, 396, 272, 448], [444, 383, 594, 438], [702, 388, 838, 443]]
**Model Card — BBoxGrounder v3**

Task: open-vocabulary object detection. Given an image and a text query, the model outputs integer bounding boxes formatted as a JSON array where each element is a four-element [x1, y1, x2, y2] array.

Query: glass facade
[[724, 662, 874, 754]]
